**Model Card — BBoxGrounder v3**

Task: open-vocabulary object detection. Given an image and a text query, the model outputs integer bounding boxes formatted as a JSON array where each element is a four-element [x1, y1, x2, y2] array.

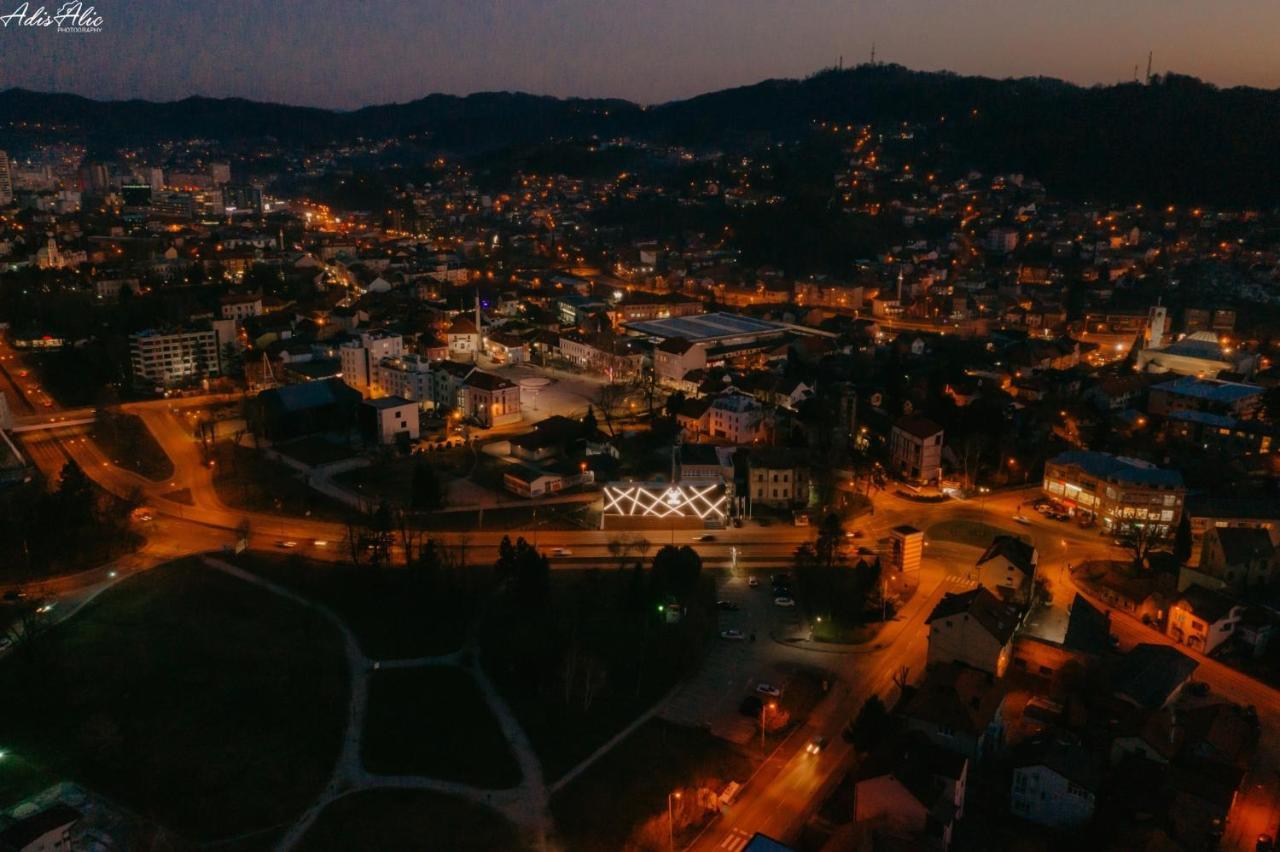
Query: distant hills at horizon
[[3, 64, 1279, 206]]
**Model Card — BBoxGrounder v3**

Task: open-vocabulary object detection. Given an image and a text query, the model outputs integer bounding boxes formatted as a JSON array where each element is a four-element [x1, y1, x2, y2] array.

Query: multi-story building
[[926, 587, 1020, 677], [1009, 738, 1099, 828], [1147, 376, 1262, 420], [459, 370, 521, 427], [746, 448, 810, 508], [1167, 584, 1246, 654], [129, 322, 233, 387], [339, 330, 403, 394], [361, 396, 419, 445], [371, 353, 435, 407], [220, 293, 263, 324], [0, 149, 12, 206], [1043, 451, 1185, 534], [889, 416, 944, 485], [707, 393, 763, 444]]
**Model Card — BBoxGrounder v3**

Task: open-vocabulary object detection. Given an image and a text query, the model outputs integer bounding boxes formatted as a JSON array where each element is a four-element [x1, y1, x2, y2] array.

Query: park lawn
[[551, 719, 756, 851], [212, 443, 354, 522], [362, 667, 521, 788], [483, 570, 716, 782], [237, 552, 486, 658], [275, 435, 356, 466], [298, 789, 528, 852], [926, 518, 1026, 549], [0, 558, 348, 841], [91, 411, 174, 481]]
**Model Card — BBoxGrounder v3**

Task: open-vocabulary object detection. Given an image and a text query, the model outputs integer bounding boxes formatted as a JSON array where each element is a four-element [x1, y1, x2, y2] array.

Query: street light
[[668, 790, 682, 851], [761, 701, 777, 752]]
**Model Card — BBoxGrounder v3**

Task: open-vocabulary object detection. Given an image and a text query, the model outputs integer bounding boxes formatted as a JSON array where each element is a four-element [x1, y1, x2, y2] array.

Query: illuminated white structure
[[602, 479, 727, 529]]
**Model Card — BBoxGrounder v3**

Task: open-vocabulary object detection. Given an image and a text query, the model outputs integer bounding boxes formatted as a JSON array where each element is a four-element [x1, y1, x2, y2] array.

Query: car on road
[[844, 530, 864, 539], [716, 600, 739, 611], [747, 577, 760, 588], [720, 629, 745, 641], [694, 534, 716, 542], [550, 547, 573, 556], [774, 596, 796, 608], [1013, 515, 1032, 525], [312, 540, 328, 548], [805, 735, 827, 755], [755, 683, 782, 698], [277, 541, 298, 549]]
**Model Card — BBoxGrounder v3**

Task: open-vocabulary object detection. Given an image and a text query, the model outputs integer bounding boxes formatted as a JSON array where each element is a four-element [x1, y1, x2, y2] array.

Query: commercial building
[[1147, 376, 1262, 420], [459, 370, 521, 427], [1042, 451, 1185, 534]]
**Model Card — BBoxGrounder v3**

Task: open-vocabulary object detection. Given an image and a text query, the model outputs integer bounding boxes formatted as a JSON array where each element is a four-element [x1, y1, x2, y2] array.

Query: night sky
[[2, 0, 1278, 108]]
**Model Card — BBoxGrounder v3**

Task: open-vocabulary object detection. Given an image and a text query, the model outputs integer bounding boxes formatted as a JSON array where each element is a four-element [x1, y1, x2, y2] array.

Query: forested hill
[[4, 64, 1280, 205]]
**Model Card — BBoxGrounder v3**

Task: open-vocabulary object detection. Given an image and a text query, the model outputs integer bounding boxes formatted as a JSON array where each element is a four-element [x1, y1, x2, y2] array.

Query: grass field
[[362, 666, 521, 788], [0, 558, 348, 841], [213, 443, 353, 522], [297, 789, 528, 852], [236, 552, 487, 658], [91, 411, 174, 481], [551, 719, 755, 851], [926, 519, 1025, 549]]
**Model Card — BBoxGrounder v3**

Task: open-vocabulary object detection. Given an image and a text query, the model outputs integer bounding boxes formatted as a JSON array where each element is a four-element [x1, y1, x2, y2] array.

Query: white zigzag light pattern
[[602, 483, 727, 520]]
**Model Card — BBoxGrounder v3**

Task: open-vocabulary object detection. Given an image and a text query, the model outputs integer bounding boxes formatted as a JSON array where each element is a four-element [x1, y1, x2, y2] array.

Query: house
[[459, 370, 521, 428], [1011, 594, 1111, 679], [675, 396, 714, 440], [925, 587, 1021, 677], [975, 536, 1038, 608], [1110, 643, 1199, 710], [746, 448, 810, 509], [1167, 584, 1245, 654], [0, 803, 80, 852], [362, 396, 419, 445], [502, 459, 593, 498], [854, 735, 969, 851], [707, 393, 764, 444], [510, 415, 592, 463], [1197, 526, 1277, 594], [1009, 736, 1100, 828], [897, 662, 1007, 761], [446, 315, 481, 361], [484, 330, 528, 365], [889, 416, 944, 485]]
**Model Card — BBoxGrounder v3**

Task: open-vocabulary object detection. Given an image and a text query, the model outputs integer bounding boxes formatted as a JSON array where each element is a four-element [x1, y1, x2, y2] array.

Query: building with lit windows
[[1042, 451, 1185, 534], [339, 330, 403, 394], [129, 322, 234, 388], [459, 370, 521, 427]]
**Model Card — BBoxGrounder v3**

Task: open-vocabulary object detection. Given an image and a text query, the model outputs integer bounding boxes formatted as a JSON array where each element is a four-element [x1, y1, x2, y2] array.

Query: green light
[[657, 605, 665, 612]]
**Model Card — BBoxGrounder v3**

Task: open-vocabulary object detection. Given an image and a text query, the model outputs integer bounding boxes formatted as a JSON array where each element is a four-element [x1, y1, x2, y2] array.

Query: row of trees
[[0, 462, 140, 580]]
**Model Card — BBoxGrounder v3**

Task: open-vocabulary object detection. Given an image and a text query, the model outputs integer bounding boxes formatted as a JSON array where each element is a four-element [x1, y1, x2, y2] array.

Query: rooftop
[[1049, 450, 1184, 490], [625, 311, 789, 342], [1152, 375, 1262, 404]]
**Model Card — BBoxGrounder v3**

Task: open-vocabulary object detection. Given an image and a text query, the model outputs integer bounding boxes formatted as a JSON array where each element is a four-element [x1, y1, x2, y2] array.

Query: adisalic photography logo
[[0, 2, 104, 33]]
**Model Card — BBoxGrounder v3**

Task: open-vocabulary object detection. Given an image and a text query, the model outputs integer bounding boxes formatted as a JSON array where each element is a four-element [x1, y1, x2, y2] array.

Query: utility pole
[[1146, 51, 1153, 84]]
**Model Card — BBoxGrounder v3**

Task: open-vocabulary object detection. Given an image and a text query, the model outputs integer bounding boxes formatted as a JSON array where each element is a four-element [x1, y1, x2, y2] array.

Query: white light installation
[[602, 482, 727, 520]]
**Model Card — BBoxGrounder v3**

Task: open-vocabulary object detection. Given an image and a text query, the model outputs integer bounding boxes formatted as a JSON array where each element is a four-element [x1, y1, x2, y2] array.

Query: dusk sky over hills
[[3, 0, 1280, 107]]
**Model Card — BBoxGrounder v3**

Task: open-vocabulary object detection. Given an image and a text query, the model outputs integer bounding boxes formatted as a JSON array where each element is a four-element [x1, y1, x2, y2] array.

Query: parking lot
[[661, 569, 830, 744]]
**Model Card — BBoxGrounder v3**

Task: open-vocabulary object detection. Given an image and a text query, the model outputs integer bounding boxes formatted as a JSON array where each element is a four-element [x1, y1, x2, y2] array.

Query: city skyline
[[1, 0, 1280, 108]]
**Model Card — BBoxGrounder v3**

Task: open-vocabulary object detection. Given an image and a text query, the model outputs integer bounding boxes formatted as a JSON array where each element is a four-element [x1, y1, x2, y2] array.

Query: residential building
[[372, 354, 435, 407], [1168, 584, 1245, 654], [1010, 594, 1111, 679], [975, 536, 1038, 608], [129, 323, 232, 387], [1184, 494, 1280, 565], [889, 416, 943, 484], [926, 587, 1021, 677], [1009, 736, 1099, 828], [459, 370, 521, 427], [220, 292, 264, 324], [1196, 526, 1277, 593], [1043, 451, 1185, 533], [707, 393, 763, 444], [339, 330, 403, 394], [746, 448, 809, 508], [361, 396, 419, 444], [558, 331, 644, 380], [853, 736, 968, 851], [897, 662, 1007, 761], [1110, 643, 1198, 710]]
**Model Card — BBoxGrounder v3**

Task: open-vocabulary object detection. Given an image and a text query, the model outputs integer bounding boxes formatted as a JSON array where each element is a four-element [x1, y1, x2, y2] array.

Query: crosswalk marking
[[719, 828, 752, 851]]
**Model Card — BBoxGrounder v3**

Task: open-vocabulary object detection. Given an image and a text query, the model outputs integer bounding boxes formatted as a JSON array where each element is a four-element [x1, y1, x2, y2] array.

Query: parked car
[[1013, 515, 1032, 525], [774, 596, 796, 608], [550, 547, 573, 556], [747, 577, 760, 588], [716, 600, 740, 611], [720, 629, 745, 641], [806, 735, 827, 755], [694, 534, 716, 542], [755, 683, 782, 698], [277, 540, 298, 549]]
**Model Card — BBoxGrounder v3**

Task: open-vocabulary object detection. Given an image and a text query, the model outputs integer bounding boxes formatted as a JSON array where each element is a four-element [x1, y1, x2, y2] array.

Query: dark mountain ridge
[[4, 64, 1279, 205]]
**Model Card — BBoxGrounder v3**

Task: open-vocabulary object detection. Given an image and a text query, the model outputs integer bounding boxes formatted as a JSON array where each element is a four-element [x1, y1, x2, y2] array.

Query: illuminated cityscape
[[3, 6, 1280, 852]]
